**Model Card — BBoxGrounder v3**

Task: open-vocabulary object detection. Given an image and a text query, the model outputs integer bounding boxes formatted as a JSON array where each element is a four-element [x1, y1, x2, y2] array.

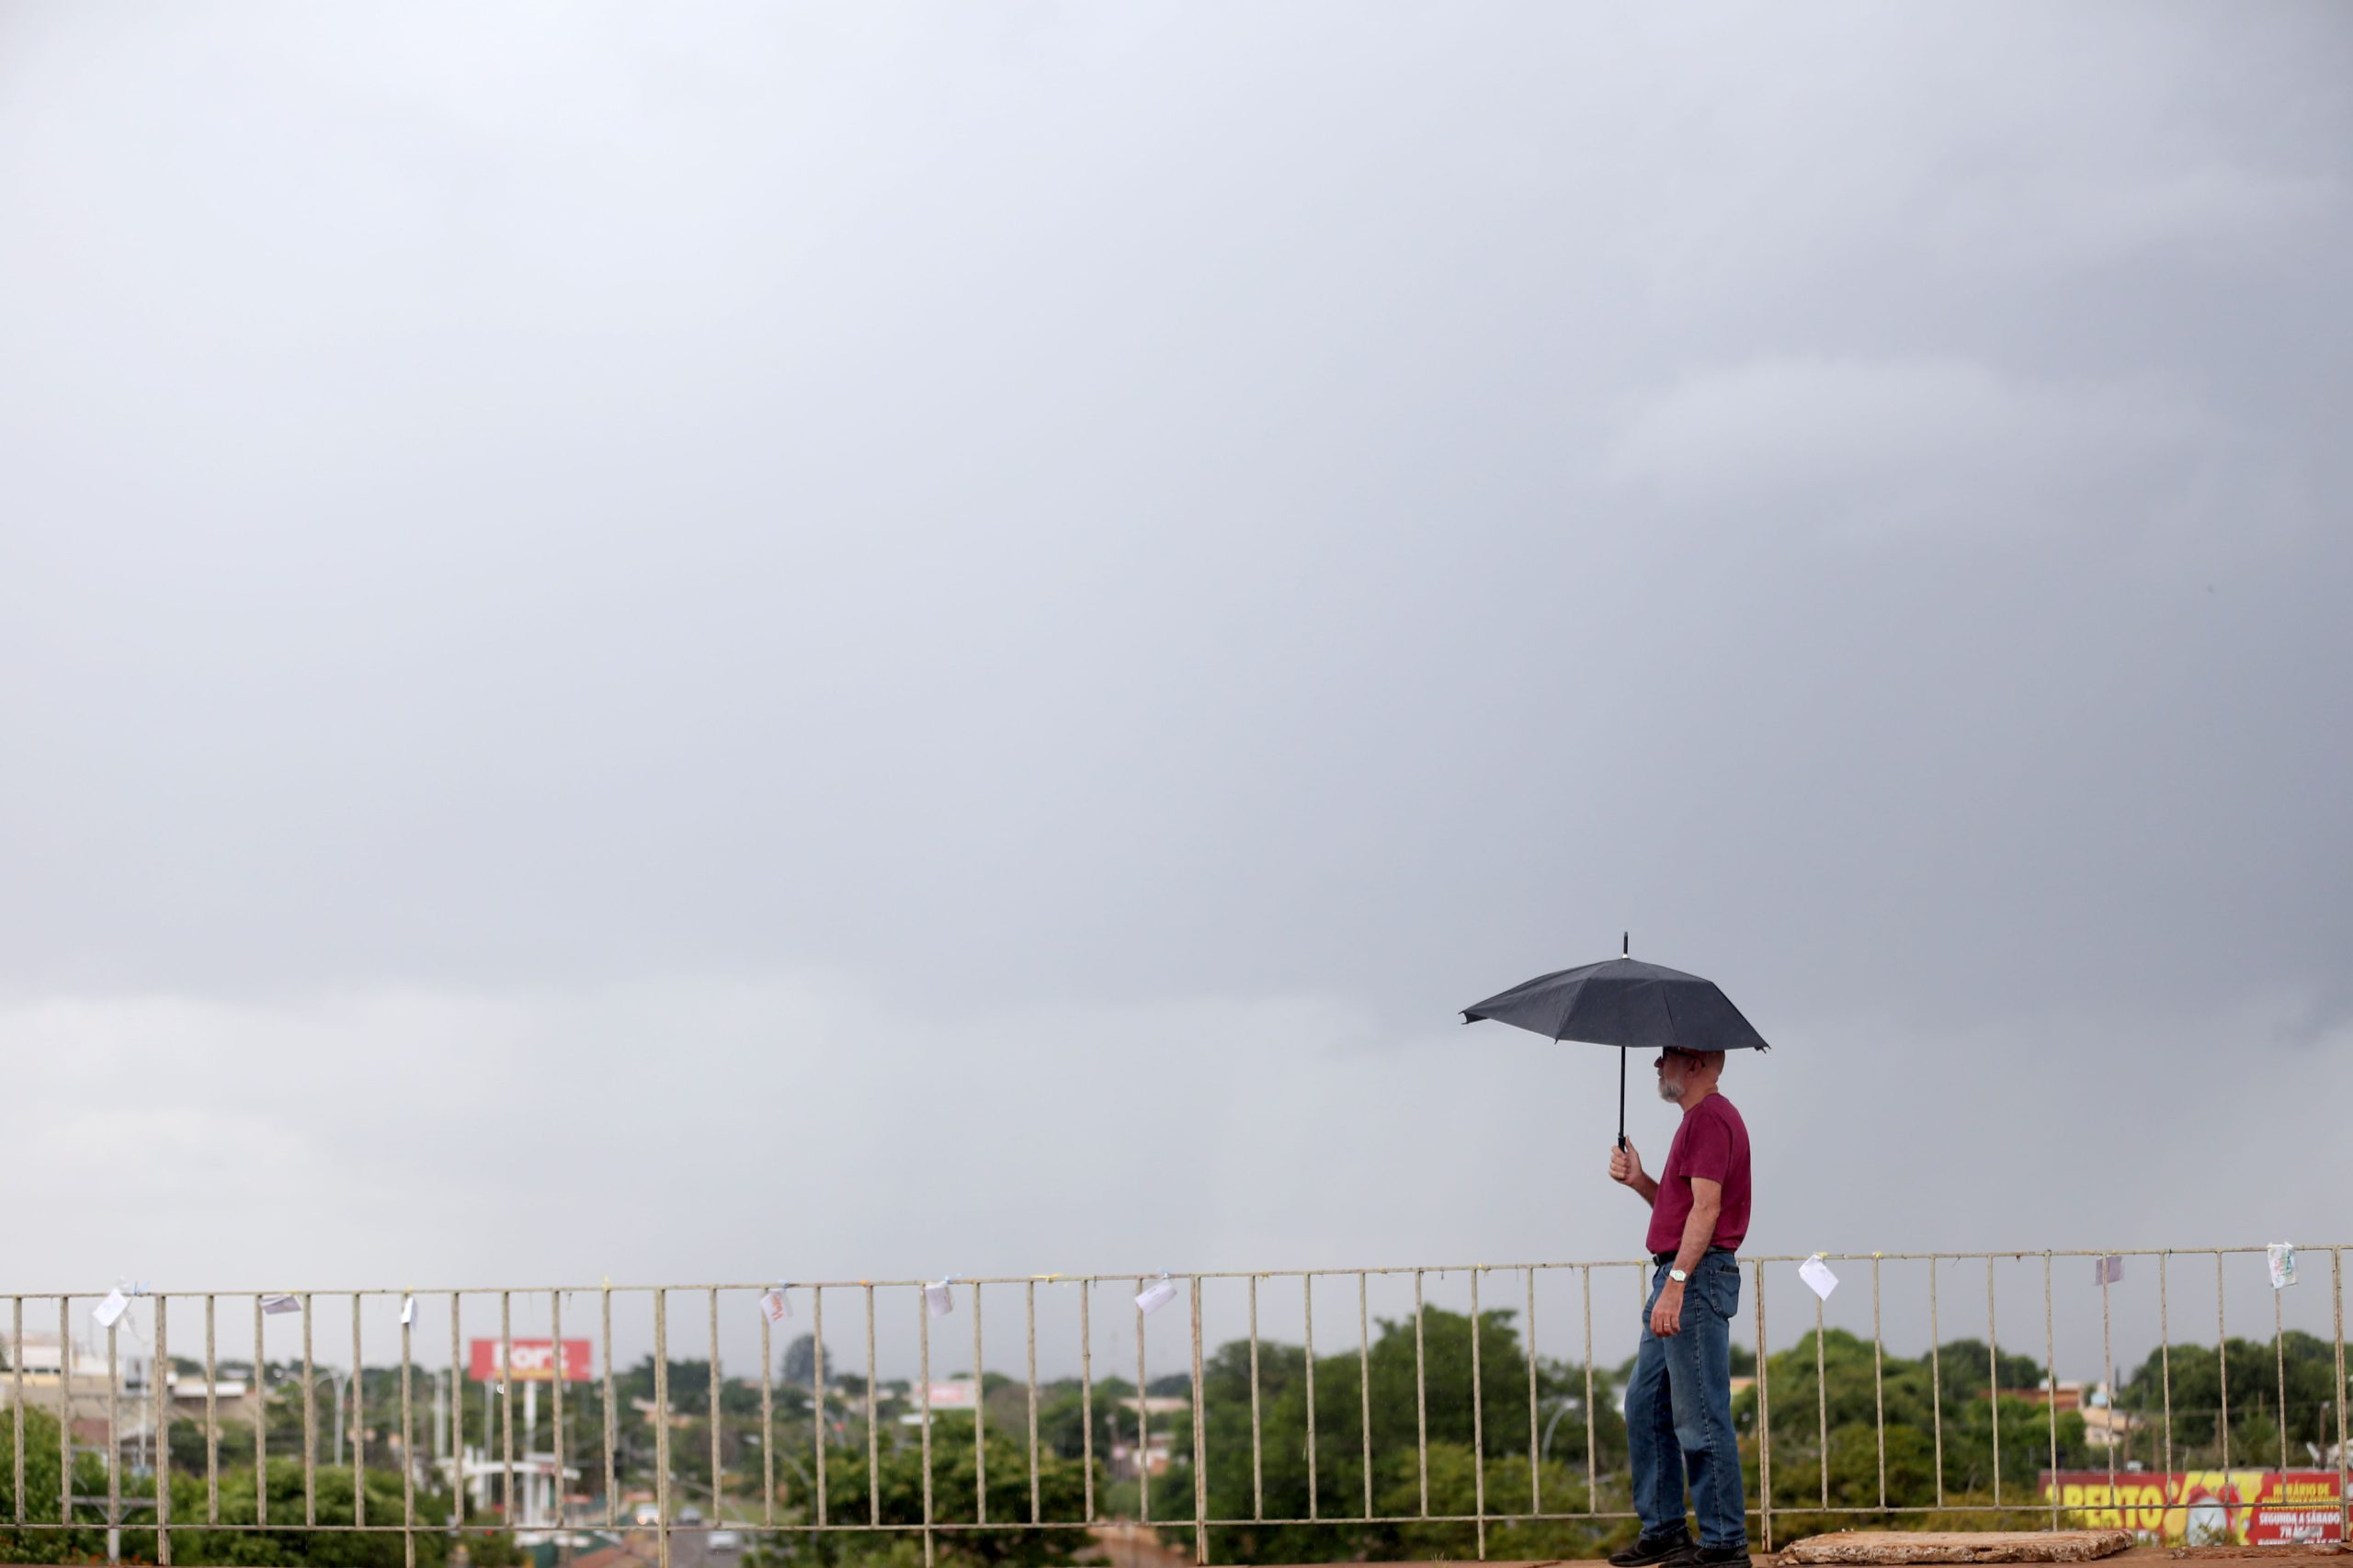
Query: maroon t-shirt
[[1644, 1092, 1752, 1256]]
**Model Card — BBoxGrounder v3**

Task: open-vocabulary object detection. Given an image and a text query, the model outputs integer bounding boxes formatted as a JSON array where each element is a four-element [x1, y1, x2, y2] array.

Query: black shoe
[[1608, 1530, 1693, 1566], [1666, 1543, 1752, 1568]]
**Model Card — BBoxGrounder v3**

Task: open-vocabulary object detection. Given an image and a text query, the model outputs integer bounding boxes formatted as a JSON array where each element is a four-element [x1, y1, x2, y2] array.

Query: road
[[554, 1525, 730, 1568]]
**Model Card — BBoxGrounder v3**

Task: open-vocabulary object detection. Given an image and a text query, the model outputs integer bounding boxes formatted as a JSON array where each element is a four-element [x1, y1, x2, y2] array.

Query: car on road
[[709, 1528, 744, 1552], [631, 1503, 662, 1528]]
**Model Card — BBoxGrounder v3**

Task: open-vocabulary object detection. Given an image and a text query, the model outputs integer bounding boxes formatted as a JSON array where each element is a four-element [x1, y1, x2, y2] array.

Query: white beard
[[1656, 1075, 1686, 1102]]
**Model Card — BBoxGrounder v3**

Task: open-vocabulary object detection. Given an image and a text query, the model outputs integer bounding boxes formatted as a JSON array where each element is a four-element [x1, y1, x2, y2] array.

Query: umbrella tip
[[1621, 930, 1629, 957]]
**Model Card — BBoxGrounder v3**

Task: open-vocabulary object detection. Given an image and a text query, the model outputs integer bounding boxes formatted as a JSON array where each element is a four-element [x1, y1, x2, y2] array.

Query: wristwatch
[[1667, 1267, 1688, 1283]]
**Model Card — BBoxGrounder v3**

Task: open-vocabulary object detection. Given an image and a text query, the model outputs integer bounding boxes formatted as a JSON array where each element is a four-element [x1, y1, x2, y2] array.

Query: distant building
[[452, 1450, 580, 1531], [2075, 1403, 2140, 1449], [896, 1380, 980, 1426], [1984, 1381, 2141, 1449], [7, 1332, 275, 1458], [6, 1329, 145, 1390], [1108, 1434, 1176, 1479], [1106, 1398, 1188, 1478]]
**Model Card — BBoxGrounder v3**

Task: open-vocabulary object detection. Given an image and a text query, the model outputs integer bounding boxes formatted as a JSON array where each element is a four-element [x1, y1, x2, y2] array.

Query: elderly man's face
[[1654, 1049, 1701, 1102]]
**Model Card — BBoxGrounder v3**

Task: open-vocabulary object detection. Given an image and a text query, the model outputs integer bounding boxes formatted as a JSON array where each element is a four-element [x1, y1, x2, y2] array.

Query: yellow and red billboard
[[2040, 1470, 2343, 1545]]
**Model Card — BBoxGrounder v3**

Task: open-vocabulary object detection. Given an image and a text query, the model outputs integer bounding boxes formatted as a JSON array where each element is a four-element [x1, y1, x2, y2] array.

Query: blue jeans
[[1626, 1251, 1746, 1549]]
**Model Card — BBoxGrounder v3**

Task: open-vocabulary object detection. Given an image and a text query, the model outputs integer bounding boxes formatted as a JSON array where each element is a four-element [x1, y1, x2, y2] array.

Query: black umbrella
[[1461, 935, 1770, 1147]]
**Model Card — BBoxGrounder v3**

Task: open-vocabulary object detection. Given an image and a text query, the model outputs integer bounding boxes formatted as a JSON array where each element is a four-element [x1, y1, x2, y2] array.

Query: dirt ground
[[1245, 1546, 2347, 1568]]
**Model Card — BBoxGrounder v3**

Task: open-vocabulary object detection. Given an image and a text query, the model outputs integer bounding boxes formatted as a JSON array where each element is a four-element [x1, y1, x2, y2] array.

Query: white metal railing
[[2, 1245, 2345, 1567]]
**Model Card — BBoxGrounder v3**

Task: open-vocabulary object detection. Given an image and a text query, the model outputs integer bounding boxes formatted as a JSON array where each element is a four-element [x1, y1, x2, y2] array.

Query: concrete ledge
[[1781, 1531, 2137, 1564]]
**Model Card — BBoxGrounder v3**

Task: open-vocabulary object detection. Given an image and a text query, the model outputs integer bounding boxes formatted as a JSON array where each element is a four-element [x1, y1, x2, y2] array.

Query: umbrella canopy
[[1461, 941, 1769, 1144]]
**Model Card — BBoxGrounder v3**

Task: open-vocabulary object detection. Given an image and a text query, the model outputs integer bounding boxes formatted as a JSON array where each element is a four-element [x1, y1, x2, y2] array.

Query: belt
[[1653, 1247, 1735, 1266]]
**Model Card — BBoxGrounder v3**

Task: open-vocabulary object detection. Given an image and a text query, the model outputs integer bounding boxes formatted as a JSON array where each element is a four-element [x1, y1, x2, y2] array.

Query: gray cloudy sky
[[3, 2, 2349, 1368]]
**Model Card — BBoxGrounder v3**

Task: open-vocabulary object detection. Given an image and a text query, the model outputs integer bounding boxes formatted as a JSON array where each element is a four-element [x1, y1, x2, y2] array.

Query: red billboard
[[2041, 1471, 2343, 1545], [468, 1337, 594, 1383]]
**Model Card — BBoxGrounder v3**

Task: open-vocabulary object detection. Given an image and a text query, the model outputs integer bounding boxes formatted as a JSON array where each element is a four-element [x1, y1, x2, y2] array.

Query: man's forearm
[[1673, 1200, 1720, 1275]]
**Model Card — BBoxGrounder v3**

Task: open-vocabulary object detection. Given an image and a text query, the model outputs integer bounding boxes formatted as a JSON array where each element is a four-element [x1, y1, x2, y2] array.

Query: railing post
[[2158, 1252, 2173, 1477], [58, 1299, 72, 1533], [107, 1313, 119, 1554], [1929, 1260, 1943, 1508], [1027, 1279, 1040, 1527], [2043, 1252, 2058, 1529], [9, 1290, 21, 1525], [602, 1287, 618, 1531], [499, 1291, 515, 1536], [351, 1293, 366, 1532], [2273, 1278, 2290, 1473], [1414, 1269, 1428, 1519], [1755, 1260, 1771, 1554], [1871, 1255, 1885, 1512], [971, 1282, 984, 1527], [2216, 1253, 2231, 1473], [447, 1295, 460, 1535], [918, 1285, 935, 1568], [153, 1295, 170, 1566], [654, 1289, 671, 1568], [1357, 1273, 1373, 1521], [1470, 1267, 1487, 1561], [303, 1293, 316, 1527], [2100, 1254, 2116, 1518], [813, 1280, 833, 1516], [1190, 1276, 1208, 1566], [1247, 1275, 1263, 1523], [1135, 1278, 1151, 1527], [549, 1291, 564, 1553], [2333, 1247, 2346, 1545], [1583, 1266, 1597, 1515], [1075, 1281, 1092, 1527], [1301, 1276, 1317, 1522], [1986, 1260, 2000, 1508], [1815, 1283, 1828, 1510], [400, 1290, 415, 1568], [205, 1294, 221, 1527], [1523, 1267, 1540, 1518], [867, 1284, 884, 1529], [708, 1290, 724, 1535], [758, 1292, 774, 1528]]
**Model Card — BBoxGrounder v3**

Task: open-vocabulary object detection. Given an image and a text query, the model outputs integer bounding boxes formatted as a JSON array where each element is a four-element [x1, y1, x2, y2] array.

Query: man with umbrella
[[1462, 947, 1761, 1568], [1608, 1045, 1751, 1568]]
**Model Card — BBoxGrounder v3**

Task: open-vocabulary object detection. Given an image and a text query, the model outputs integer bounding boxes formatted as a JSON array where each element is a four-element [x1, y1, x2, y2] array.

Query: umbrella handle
[[1618, 1046, 1627, 1149]]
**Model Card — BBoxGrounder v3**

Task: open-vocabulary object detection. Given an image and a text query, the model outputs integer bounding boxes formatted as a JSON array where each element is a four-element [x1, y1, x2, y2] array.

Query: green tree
[[1033, 1378, 1124, 1463], [1155, 1307, 1618, 1563], [1378, 1443, 1614, 1562], [1935, 1391, 2087, 1496], [142, 1460, 468, 1567], [795, 1429, 1092, 1567], [2117, 1332, 2341, 1460], [1927, 1340, 2049, 1415], [0, 1405, 109, 1562], [1738, 1330, 2087, 1512]]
